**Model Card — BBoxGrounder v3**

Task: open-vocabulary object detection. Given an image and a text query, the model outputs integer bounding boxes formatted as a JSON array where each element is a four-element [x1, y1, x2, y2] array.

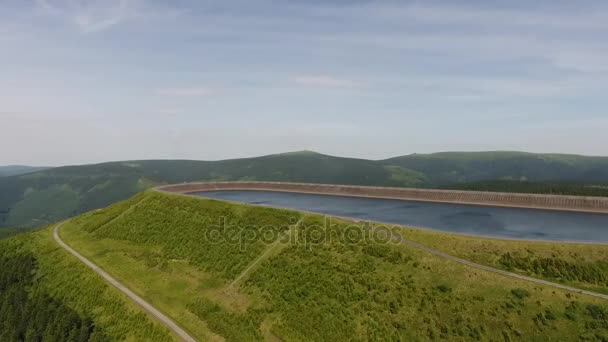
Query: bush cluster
[[499, 252, 608, 285]]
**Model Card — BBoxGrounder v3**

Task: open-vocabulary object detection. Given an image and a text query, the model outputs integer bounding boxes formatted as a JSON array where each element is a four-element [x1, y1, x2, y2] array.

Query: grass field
[[58, 191, 608, 341], [388, 225, 608, 295]]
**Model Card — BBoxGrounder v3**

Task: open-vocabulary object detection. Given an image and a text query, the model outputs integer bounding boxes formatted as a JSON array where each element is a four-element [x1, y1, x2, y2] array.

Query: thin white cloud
[[293, 75, 362, 88], [398, 3, 608, 31], [320, 29, 608, 73], [156, 87, 214, 97], [304, 2, 608, 73], [36, 0, 133, 33], [552, 50, 608, 72]]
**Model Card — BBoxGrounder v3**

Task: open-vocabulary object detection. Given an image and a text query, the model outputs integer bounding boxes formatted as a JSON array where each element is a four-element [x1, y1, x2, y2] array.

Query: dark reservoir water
[[193, 190, 608, 243]]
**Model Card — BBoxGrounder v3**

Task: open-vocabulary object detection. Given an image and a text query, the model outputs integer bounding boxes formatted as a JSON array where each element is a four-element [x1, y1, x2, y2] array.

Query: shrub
[[499, 253, 608, 285], [437, 284, 452, 293], [511, 289, 530, 300]]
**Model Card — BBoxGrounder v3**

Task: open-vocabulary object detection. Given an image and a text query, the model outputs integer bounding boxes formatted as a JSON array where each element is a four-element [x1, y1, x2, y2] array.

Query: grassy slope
[[389, 225, 608, 295], [0, 225, 177, 341], [60, 191, 608, 341], [0, 227, 23, 239]]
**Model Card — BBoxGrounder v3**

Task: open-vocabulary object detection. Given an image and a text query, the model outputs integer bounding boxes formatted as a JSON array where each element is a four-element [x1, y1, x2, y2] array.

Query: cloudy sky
[[2, 0, 608, 165]]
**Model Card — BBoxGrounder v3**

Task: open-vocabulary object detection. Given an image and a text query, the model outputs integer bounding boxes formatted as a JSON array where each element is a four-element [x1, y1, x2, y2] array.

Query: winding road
[[52, 223, 198, 342]]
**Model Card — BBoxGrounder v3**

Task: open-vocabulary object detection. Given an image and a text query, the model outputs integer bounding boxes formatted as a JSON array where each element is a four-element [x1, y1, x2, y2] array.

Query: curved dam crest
[[157, 182, 608, 243], [158, 181, 608, 214]]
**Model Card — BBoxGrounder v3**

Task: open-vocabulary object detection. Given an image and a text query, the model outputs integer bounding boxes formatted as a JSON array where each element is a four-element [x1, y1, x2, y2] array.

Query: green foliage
[[385, 151, 608, 184], [444, 180, 608, 197], [6, 185, 80, 227], [436, 284, 452, 293], [511, 288, 530, 299], [0, 153, 419, 229], [187, 299, 263, 342], [0, 227, 24, 239], [0, 170, 152, 228], [243, 214, 608, 341], [0, 228, 175, 341], [5, 150, 608, 229], [586, 304, 607, 322], [246, 232, 389, 340], [59, 191, 608, 341], [75, 191, 301, 278], [0, 165, 47, 177], [499, 252, 608, 286], [392, 225, 608, 295], [0, 244, 108, 342], [383, 165, 428, 186]]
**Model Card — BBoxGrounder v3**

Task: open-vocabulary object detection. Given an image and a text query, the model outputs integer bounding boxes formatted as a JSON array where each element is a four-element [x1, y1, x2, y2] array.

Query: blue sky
[[1, 0, 608, 165]]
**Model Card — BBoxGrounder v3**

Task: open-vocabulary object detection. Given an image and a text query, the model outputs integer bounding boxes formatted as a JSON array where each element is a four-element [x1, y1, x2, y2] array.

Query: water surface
[[194, 190, 608, 243]]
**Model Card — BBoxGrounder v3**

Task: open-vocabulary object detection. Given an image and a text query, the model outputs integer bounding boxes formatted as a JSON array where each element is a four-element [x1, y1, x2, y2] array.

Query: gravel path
[[371, 226, 608, 300], [53, 223, 198, 342]]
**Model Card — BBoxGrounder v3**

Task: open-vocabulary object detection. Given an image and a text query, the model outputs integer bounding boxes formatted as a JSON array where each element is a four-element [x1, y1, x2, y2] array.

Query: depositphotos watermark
[[204, 216, 398, 251]]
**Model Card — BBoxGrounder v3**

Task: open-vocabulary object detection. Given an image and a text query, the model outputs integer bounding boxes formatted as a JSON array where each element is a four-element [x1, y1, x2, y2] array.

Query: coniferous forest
[[0, 244, 108, 342], [0, 223, 176, 341]]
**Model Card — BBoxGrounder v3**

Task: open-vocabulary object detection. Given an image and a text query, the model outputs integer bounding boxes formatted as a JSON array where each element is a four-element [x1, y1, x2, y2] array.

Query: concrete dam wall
[[156, 181, 608, 214]]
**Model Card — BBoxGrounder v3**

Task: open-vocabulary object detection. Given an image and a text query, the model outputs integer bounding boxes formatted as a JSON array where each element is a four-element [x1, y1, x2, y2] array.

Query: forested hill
[[0, 165, 48, 177], [2, 150, 608, 229], [442, 180, 608, 197], [0, 152, 426, 229], [383, 151, 608, 184]]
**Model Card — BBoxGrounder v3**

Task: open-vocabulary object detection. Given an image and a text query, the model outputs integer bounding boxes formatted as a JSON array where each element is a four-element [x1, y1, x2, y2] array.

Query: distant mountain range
[[2, 150, 608, 229], [0, 165, 48, 177]]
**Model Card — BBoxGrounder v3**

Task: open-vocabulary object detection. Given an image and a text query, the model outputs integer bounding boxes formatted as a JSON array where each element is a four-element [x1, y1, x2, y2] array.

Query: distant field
[[58, 191, 608, 341]]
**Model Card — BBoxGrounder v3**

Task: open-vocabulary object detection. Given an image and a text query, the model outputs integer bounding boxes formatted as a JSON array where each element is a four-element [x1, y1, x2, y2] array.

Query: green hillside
[[53, 191, 608, 341], [2, 150, 608, 230], [442, 180, 608, 197], [0, 165, 48, 177], [0, 152, 425, 229], [384, 151, 608, 184], [0, 225, 178, 341]]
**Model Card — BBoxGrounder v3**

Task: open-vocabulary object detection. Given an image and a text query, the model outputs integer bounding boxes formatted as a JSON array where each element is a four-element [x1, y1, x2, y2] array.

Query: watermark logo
[[204, 216, 397, 251]]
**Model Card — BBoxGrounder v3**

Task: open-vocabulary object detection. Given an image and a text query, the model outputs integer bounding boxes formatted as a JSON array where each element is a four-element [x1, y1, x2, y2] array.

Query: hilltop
[[3, 190, 605, 341], [2, 150, 608, 230]]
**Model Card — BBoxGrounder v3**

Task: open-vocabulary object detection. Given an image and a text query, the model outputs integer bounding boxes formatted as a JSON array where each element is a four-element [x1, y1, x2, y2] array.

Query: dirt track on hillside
[[369, 226, 608, 300], [52, 223, 198, 342]]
